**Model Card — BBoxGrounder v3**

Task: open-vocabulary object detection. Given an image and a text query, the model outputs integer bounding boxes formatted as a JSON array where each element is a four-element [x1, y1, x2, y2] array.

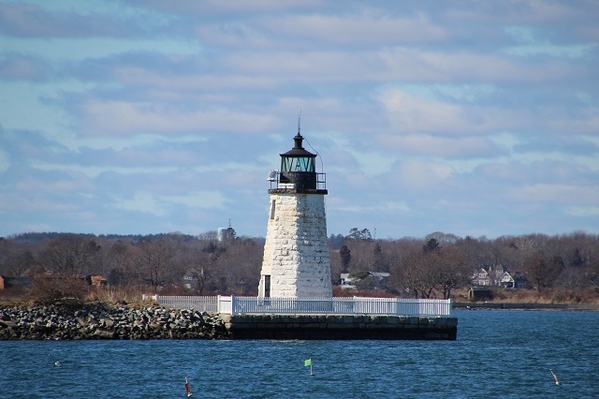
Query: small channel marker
[[550, 369, 560, 386], [184, 376, 193, 397], [305, 358, 314, 376]]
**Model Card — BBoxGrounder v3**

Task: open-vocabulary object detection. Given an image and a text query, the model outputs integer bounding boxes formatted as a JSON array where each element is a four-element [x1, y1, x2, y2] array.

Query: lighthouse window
[[270, 199, 276, 219], [281, 157, 315, 172]]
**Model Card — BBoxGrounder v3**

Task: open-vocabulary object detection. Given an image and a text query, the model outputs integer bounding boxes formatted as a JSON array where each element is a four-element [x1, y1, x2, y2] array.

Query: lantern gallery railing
[[147, 295, 453, 318], [267, 171, 327, 191]]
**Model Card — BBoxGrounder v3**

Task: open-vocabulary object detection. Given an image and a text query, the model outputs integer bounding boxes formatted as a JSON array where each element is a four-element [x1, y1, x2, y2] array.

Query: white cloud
[[165, 191, 227, 209], [378, 89, 466, 133], [109, 191, 227, 217], [503, 42, 597, 58], [503, 25, 598, 58], [566, 206, 599, 217], [344, 150, 396, 177], [30, 161, 179, 178], [109, 192, 169, 217], [392, 160, 455, 191], [73, 134, 208, 152], [1, 37, 200, 62], [397, 83, 498, 103], [377, 47, 573, 82], [79, 100, 280, 135], [331, 200, 410, 214], [508, 184, 599, 204], [15, 178, 93, 194], [263, 11, 446, 46], [489, 132, 522, 151], [377, 134, 503, 158], [381, 201, 411, 212]]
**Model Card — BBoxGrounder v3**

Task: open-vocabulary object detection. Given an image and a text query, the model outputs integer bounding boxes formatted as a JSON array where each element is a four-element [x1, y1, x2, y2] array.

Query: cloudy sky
[[1, 0, 598, 240]]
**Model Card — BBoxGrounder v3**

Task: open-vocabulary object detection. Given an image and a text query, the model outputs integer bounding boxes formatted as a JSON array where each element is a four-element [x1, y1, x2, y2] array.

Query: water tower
[[258, 128, 332, 298]]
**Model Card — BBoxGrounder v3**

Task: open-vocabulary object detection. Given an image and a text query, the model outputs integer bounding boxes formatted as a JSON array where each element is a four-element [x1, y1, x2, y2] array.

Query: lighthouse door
[[264, 275, 271, 297]]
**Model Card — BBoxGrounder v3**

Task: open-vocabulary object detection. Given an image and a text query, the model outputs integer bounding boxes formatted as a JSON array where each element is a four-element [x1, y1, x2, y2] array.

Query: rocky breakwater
[[0, 303, 229, 340]]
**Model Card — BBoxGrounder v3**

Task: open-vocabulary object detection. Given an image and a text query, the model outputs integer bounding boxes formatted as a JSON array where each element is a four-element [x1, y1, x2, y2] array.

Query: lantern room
[[280, 133, 316, 173], [272, 133, 327, 193]]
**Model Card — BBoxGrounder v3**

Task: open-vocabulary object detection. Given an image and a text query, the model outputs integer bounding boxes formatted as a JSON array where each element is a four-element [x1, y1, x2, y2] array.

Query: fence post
[[231, 295, 236, 314]]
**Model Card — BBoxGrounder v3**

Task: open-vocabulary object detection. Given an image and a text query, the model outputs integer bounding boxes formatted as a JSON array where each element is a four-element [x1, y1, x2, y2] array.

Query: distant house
[[340, 273, 357, 290], [471, 266, 512, 287], [508, 272, 530, 289], [471, 266, 529, 289], [472, 268, 491, 286], [499, 271, 515, 288], [183, 270, 198, 291]]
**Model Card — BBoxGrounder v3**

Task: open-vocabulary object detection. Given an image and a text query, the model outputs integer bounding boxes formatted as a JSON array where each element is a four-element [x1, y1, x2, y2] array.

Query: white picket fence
[[145, 295, 452, 317]]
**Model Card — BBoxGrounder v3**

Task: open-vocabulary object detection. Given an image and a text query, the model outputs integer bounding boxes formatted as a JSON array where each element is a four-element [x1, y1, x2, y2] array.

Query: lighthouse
[[258, 128, 332, 298]]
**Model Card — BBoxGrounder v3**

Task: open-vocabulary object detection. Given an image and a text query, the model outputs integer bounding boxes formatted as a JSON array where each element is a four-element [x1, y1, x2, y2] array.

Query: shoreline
[[3, 300, 598, 340], [453, 302, 599, 311], [0, 303, 229, 340]]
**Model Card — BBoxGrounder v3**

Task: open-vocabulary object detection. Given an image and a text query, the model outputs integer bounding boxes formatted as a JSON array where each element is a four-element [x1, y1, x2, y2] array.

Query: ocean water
[[1, 310, 598, 399]]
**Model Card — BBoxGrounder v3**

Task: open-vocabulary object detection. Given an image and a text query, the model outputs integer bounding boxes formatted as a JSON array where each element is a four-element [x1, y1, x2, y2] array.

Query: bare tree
[[431, 246, 469, 299], [371, 242, 388, 272], [104, 240, 135, 287], [182, 240, 223, 295], [131, 238, 177, 291], [219, 238, 262, 295], [554, 266, 586, 290], [584, 259, 599, 290], [398, 250, 436, 299], [0, 239, 37, 277], [38, 235, 101, 277], [522, 254, 563, 292]]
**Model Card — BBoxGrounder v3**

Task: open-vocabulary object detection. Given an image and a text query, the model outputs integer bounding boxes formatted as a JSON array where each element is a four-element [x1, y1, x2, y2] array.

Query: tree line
[[1, 229, 599, 300]]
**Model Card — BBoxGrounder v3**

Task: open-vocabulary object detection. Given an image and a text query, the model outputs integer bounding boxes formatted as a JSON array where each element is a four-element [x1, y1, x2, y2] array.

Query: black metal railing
[[268, 171, 326, 191]]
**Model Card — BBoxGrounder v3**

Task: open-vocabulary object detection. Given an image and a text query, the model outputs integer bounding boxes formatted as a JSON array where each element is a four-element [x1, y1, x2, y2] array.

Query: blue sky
[[1, 0, 598, 239]]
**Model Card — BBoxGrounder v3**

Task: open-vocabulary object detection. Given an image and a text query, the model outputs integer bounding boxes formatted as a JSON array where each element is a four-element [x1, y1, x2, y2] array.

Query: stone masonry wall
[[222, 314, 458, 340], [259, 193, 332, 298]]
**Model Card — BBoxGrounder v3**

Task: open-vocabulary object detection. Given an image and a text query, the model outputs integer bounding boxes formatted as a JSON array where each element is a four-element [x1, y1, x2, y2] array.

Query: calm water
[[1, 310, 598, 399]]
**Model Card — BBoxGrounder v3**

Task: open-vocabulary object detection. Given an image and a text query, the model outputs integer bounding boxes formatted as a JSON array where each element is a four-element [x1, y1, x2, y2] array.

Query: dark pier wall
[[221, 314, 457, 340]]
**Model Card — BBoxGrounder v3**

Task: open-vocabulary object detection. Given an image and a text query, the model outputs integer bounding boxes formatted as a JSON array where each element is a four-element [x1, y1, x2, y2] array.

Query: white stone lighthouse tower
[[258, 129, 332, 298]]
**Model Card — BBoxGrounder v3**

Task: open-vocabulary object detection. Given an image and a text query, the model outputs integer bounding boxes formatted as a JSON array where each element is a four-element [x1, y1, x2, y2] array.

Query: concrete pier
[[221, 314, 457, 340]]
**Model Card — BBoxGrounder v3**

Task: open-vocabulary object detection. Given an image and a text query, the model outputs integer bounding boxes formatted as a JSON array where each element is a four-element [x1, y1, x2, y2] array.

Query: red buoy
[[184, 376, 193, 397]]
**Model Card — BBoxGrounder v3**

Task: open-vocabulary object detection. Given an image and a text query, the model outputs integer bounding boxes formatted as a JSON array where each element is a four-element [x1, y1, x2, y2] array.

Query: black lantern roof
[[280, 133, 316, 158]]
